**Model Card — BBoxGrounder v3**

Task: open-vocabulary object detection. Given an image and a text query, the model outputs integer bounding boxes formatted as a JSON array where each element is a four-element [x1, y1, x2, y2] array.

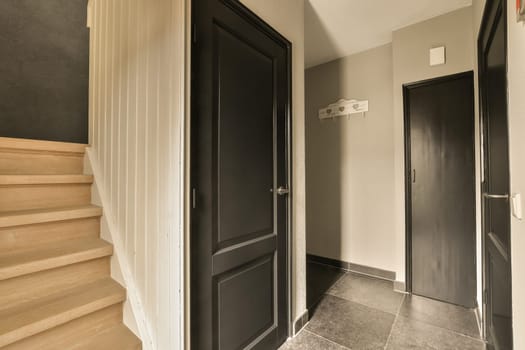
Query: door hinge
[[483, 289, 488, 304], [192, 188, 197, 209]]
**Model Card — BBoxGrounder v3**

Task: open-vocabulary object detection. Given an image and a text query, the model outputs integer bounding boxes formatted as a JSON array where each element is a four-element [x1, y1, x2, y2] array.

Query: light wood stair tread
[[0, 205, 102, 228], [0, 137, 87, 154], [71, 325, 141, 350], [0, 278, 125, 347], [0, 175, 94, 185], [0, 238, 113, 280], [0, 138, 139, 347]]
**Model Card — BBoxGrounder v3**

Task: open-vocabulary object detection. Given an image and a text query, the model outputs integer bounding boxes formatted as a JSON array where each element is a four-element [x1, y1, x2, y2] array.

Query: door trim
[[403, 71, 476, 295], [477, 0, 512, 344], [189, 0, 293, 346]]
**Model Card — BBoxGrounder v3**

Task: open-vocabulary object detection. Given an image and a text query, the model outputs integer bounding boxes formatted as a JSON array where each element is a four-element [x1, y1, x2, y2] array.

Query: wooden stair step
[[0, 238, 113, 281], [0, 175, 94, 185], [0, 137, 87, 155], [0, 215, 101, 251], [0, 179, 93, 213], [72, 325, 141, 350], [0, 258, 110, 312], [0, 138, 87, 175], [2, 304, 123, 350], [0, 205, 102, 228], [0, 278, 126, 347]]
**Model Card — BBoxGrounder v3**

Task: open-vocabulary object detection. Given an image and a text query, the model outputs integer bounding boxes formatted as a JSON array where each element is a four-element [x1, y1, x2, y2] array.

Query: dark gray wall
[[0, 0, 89, 143]]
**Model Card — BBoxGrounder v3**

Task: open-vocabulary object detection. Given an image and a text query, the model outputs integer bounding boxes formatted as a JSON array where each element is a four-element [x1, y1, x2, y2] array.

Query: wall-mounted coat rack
[[319, 99, 369, 120]]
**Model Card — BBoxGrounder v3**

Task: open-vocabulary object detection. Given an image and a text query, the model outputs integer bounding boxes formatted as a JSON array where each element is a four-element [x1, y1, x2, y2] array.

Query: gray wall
[[305, 44, 396, 272], [0, 0, 89, 143]]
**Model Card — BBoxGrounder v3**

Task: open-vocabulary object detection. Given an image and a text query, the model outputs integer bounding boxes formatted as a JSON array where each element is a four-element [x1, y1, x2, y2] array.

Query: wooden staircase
[[0, 137, 141, 349]]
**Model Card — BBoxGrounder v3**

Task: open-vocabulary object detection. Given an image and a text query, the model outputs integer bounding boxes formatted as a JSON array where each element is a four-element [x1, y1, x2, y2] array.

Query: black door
[[191, 0, 291, 349], [479, 0, 513, 348], [404, 72, 476, 308]]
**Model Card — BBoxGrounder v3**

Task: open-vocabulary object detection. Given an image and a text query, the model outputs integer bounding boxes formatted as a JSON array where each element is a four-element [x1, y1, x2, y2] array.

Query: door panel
[[479, 0, 513, 348], [216, 23, 274, 248], [405, 72, 476, 308], [216, 256, 274, 350], [191, 1, 291, 349], [487, 241, 512, 349]]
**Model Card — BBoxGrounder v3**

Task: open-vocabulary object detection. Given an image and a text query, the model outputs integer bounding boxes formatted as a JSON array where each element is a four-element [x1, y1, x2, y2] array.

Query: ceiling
[[305, 0, 472, 68]]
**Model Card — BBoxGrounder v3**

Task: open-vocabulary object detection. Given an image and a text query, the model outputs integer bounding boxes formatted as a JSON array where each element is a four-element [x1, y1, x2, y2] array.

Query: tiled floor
[[281, 261, 486, 350]]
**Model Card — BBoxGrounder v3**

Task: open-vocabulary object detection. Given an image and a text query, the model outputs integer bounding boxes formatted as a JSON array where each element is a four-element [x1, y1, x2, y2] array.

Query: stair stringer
[[84, 148, 155, 350]]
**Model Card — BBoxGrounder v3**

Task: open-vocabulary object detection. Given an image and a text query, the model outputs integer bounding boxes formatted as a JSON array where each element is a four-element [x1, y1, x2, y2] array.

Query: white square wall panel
[[430, 46, 446, 66]]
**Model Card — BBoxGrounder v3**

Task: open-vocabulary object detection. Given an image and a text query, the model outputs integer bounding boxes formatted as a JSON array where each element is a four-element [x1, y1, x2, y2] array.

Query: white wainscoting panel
[[89, 0, 186, 349]]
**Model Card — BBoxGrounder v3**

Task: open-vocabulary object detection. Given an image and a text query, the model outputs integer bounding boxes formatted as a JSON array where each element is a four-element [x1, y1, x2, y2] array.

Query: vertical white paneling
[[89, 0, 186, 348], [101, 0, 108, 176], [111, 0, 118, 215], [134, 0, 145, 304], [117, 0, 127, 237]]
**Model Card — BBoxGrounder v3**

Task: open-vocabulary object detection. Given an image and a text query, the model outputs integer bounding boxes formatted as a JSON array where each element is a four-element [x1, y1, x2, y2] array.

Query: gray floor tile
[[399, 294, 481, 338], [306, 294, 395, 350], [279, 330, 348, 350], [328, 272, 405, 314], [386, 316, 486, 350]]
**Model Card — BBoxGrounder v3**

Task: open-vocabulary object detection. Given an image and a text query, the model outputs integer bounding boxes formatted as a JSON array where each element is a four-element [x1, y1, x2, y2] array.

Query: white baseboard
[[393, 280, 407, 293], [293, 309, 309, 335], [85, 148, 155, 350], [475, 305, 483, 339]]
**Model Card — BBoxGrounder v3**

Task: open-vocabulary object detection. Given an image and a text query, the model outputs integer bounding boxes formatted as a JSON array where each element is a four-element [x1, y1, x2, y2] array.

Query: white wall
[[305, 44, 396, 273], [392, 7, 476, 284], [238, 0, 307, 326], [507, 1, 525, 347], [88, 0, 185, 349]]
